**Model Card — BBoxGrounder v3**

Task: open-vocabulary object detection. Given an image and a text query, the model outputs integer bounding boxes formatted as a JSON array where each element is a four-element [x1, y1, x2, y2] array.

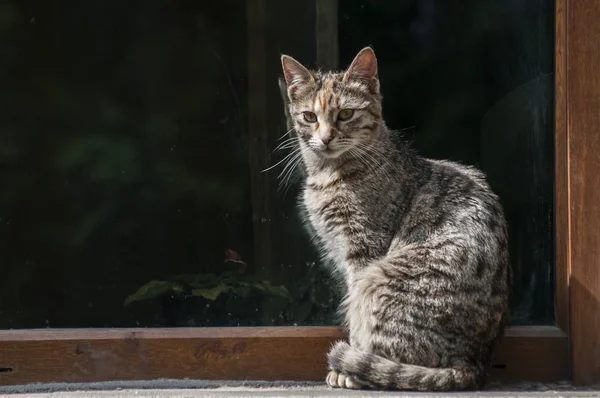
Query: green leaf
[[218, 271, 239, 284], [192, 284, 229, 301], [124, 280, 181, 306], [261, 281, 292, 300], [247, 281, 265, 291], [169, 273, 198, 285], [186, 273, 219, 289], [269, 285, 292, 300], [231, 286, 250, 297]]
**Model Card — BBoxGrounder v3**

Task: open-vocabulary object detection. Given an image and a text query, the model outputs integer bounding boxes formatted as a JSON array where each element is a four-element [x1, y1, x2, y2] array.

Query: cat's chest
[[303, 184, 368, 263]]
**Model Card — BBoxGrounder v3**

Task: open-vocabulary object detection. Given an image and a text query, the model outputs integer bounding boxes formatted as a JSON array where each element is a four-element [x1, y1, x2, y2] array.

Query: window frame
[[1, 0, 599, 387]]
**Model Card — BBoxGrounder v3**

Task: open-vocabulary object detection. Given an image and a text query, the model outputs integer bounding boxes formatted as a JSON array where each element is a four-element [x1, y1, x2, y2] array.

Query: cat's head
[[280, 47, 383, 160]]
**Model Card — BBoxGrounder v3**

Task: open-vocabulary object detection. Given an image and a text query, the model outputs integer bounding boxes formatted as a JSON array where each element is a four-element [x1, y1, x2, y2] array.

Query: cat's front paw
[[326, 370, 362, 389]]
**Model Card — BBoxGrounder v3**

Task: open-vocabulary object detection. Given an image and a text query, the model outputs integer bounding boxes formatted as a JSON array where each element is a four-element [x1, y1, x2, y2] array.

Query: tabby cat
[[278, 47, 511, 391]]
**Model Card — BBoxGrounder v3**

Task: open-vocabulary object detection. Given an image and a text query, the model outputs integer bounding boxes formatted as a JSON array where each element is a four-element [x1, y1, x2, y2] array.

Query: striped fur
[[279, 47, 511, 391]]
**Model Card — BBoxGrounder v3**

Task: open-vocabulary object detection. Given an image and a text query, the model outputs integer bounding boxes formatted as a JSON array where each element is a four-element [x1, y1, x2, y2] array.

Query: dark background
[[0, 0, 554, 328]]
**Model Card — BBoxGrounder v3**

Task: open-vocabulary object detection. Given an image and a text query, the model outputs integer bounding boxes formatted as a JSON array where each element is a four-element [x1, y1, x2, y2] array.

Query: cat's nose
[[319, 130, 335, 146]]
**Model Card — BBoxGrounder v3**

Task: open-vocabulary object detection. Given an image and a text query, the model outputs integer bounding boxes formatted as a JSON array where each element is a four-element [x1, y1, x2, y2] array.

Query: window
[[1, 0, 599, 387]]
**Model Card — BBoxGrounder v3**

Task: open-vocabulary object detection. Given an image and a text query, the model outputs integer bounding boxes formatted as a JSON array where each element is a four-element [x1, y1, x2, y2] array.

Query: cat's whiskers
[[347, 146, 374, 172], [377, 147, 402, 177], [278, 151, 304, 192], [277, 127, 295, 141], [274, 137, 299, 152], [260, 131, 304, 191], [351, 143, 392, 183], [261, 146, 300, 173], [278, 147, 302, 178], [360, 142, 400, 183], [349, 146, 389, 184], [276, 143, 299, 153]]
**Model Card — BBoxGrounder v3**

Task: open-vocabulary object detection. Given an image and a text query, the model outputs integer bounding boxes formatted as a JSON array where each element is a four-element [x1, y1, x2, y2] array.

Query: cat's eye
[[337, 109, 354, 121], [303, 111, 317, 123]]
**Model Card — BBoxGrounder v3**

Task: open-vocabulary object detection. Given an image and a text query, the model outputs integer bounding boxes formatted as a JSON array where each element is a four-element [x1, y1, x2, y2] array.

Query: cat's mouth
[[317, 146, 345, 159], [308, 138, 349, 159]]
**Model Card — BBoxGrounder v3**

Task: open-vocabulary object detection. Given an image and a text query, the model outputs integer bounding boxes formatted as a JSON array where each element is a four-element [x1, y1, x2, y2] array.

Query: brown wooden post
[[554, 0, 570, 337], [565, 0, 600, 386]]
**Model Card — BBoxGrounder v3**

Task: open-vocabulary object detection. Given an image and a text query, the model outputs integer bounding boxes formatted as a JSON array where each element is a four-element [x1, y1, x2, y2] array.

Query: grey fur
[[278, 47, 512, 391]]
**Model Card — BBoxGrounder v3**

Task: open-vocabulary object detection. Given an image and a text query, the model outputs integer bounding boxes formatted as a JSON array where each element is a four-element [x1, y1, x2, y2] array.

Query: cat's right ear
[[281, 55, 314, 100], [343, 47, 379, 93]]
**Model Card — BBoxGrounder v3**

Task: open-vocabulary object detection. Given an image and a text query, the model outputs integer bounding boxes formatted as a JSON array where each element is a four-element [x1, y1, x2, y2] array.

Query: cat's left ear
[[281, 55, 315, 100], [343, 47, 379, 92]]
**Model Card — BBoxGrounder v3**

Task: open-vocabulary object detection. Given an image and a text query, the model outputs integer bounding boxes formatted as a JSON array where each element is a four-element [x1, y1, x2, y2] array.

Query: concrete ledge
[[1, 380, 599, 397]]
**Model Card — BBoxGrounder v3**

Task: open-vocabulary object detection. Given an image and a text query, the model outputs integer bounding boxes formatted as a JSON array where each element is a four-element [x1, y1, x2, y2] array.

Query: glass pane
[[0, 0, 554, 328]]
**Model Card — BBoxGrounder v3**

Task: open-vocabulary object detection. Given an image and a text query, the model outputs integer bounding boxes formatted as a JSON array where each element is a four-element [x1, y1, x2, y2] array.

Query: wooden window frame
[[1, 0, 598, 387]]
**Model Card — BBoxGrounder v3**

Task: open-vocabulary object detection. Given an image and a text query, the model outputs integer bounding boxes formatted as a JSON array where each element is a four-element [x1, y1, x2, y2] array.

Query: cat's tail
[[327, 341, 481, 391]]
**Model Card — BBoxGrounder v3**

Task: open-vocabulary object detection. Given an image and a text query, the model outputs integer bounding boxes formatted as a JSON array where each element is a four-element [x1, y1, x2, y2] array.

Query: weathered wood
[[554, 0, 570, 336], [566, 0, 600, 386], [0, 326, 568, 385]]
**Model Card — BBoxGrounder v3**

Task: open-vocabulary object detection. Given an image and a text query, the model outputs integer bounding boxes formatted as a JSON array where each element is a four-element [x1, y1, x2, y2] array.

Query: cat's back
[[400, 158, 508, 249]]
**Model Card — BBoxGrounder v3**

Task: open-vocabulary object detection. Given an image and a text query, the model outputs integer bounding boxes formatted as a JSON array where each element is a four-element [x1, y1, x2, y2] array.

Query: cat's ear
[[281, 55, 314, 100], [343, 47, 379, 92]]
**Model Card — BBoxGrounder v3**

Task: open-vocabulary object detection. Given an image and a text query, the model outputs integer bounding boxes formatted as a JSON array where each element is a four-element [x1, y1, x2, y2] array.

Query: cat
[[278, 47, 512, 391]]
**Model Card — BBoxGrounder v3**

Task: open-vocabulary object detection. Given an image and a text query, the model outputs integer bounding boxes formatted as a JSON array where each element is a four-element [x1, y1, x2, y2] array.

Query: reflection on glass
[[0, 0, 554, 328]]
